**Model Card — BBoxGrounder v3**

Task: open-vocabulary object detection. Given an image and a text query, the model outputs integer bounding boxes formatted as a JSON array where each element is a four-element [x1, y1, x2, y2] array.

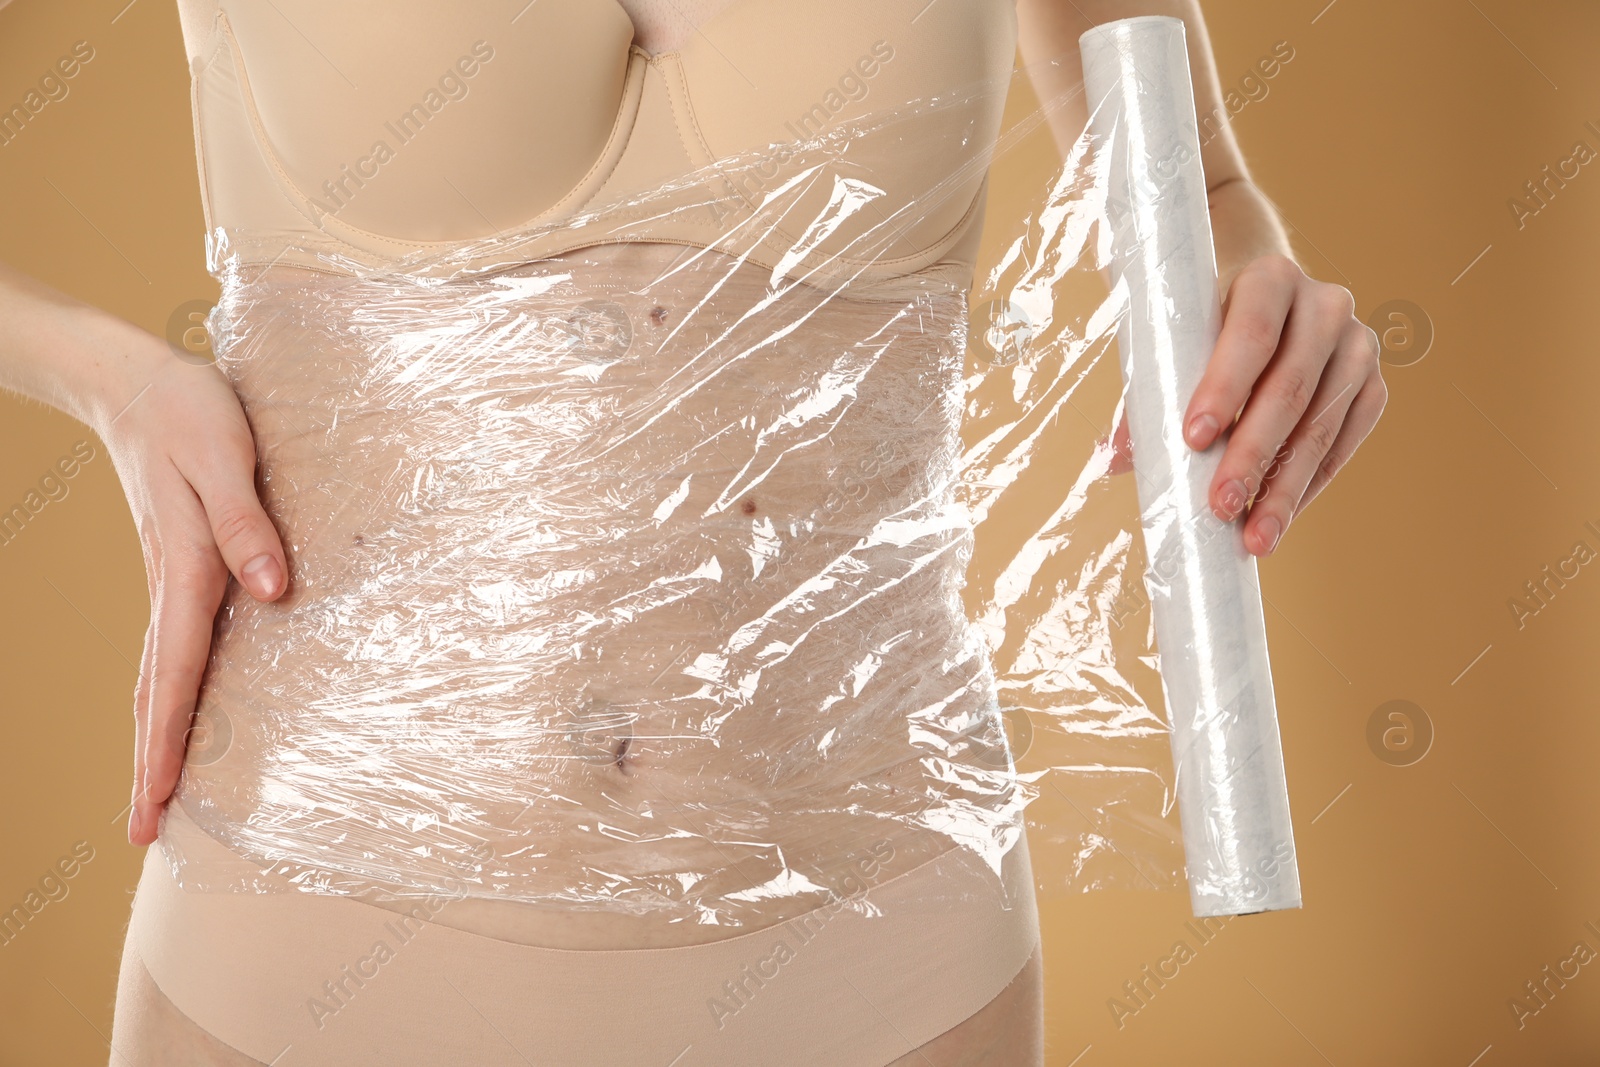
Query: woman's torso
[[170, 0, 1025, 947]]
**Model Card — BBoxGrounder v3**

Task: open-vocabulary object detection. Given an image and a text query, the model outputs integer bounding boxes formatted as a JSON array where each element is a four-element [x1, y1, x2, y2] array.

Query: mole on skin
[[740, 498, 757, 515]]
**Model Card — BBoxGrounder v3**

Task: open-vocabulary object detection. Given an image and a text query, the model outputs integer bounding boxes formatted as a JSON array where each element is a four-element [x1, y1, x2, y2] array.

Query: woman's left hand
[[1103, 254, 1388, 556]]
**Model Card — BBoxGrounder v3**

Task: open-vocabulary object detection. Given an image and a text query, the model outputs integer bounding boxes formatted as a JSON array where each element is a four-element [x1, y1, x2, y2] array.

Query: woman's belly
[[173, 241, 1026, 944]]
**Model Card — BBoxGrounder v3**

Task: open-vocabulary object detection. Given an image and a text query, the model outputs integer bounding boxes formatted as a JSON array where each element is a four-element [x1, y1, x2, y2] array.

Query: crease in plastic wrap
[[163, 19, 1295, 926]]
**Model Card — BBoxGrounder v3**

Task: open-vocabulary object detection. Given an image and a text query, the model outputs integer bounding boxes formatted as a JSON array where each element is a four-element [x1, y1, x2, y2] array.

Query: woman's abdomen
[[173, 243, 1023, 937]]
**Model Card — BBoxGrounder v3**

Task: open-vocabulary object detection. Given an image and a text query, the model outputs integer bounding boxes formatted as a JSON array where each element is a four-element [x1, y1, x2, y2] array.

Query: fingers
[[1184, 255, 1299, 452], [127, 471, 232, 846], [1239, 320, 1381, 554], [1205, 273, 1356, 528], [130, 545, 229, 846], [1289, 362, 1388, 518], [129, 595, 157, 844], [118, 378, 282, 845], [1100, 408, 1134, 475], [1179, 253, 1387, 556], [182, 429, 287, 602]]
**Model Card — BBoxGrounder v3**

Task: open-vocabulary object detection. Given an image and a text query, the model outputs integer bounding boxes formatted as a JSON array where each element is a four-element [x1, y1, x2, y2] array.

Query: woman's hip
[[126, 800, 1039, 1067]]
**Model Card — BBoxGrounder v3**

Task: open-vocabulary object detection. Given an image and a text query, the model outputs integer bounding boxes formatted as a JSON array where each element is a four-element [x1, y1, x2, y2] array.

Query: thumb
[[190, 464, 287, 601], [1105, 410, 1134, 476]]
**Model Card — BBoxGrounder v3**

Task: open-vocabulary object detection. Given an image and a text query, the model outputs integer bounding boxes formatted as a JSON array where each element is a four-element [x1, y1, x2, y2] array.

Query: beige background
[[2, 1, 1597, 1064]]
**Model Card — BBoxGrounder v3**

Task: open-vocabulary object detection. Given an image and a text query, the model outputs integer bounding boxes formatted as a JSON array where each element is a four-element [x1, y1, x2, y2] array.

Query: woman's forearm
[[0, 260, 159, 431], [1017, 0, 1298, 296]]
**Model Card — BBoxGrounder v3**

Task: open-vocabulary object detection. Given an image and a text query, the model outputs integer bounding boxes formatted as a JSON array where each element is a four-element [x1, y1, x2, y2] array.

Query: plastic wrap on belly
[[162, 17, 1297, 925]]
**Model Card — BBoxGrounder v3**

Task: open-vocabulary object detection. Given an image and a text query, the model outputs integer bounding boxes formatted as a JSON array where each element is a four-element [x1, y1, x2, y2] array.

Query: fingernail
[[1187, 414, 1218, 448], [1257, 516, 1282, 554], [129, 807, 142, 842], [242, 554, 282, 599], [1215, 480, 1247, 520]]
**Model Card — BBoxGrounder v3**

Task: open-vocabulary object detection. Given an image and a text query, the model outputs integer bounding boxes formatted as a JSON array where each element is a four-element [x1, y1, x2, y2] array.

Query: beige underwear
[[174, 0, 1018, 289], [130, 803, 1040, 1066]]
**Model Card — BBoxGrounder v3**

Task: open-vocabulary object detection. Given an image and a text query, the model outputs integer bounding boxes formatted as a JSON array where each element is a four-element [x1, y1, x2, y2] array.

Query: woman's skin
[[1, 1, 1383, 1064], [620, 0, 742, 54]]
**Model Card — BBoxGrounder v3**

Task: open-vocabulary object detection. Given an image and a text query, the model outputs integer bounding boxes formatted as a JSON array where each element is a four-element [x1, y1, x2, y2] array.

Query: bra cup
[[218, 0, 636, 242], [191, 18, 351, 254], [680, 0, 1017, 267], [184, 0, 1015, 284]]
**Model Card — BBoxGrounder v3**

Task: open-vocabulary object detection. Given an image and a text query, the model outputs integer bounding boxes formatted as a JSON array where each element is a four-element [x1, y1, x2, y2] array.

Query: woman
[[0, 0, 1384, 1063]]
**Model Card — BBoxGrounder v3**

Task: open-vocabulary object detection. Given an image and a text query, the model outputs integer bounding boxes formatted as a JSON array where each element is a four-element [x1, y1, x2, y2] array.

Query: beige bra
[[174, 0, 1019, 286]]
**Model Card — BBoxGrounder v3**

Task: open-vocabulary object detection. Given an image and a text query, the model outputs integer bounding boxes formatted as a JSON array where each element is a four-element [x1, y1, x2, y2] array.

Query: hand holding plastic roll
[[1079, 16, 1302, 917]]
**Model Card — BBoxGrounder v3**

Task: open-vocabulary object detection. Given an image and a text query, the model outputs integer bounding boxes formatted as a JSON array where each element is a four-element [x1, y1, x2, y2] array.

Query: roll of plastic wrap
[[1078, 16, 1302, 916]]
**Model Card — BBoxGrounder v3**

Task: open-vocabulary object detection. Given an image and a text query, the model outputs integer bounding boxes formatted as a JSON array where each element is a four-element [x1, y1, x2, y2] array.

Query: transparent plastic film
[[159, 10, 1294, 925]]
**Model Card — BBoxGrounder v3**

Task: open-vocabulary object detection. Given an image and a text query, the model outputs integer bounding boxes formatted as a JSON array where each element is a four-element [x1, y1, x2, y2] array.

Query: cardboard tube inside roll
[[1079, 15, 1302, 917]]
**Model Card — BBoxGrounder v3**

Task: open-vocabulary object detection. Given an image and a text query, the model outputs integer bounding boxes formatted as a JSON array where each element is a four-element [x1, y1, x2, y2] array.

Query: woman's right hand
[[0, 262, 287, 846], [87, 315, 289, 846]]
